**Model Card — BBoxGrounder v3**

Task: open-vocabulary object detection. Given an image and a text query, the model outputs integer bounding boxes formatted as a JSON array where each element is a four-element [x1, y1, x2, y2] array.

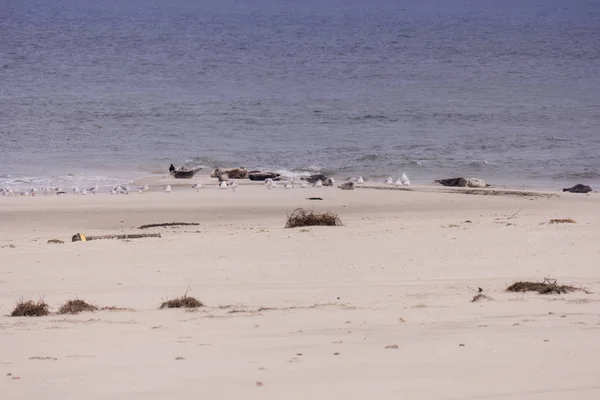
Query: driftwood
[[138, 222, 199, 229], [72, 233, 161, 242]]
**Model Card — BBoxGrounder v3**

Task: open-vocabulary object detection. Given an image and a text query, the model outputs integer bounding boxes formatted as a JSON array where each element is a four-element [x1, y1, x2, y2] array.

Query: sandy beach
[[2, 180, 600, 399]]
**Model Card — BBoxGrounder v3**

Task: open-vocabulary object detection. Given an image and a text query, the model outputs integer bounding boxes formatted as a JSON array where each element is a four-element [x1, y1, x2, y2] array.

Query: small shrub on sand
[[471, 294, 492, 302], [506, 278, 578, 295], [160, 293, 204, 309], [549, 218, 576, 224], [58, 299, 98, 315], [11, 299, 50, 317], [285, 208, 342, 228]]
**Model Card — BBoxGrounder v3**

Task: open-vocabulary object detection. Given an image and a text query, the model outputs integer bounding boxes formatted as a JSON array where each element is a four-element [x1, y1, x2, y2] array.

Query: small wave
[[551, 170, 600, 180], [545, 136, 569, 142], [356, 154, 389, 162], [350, 114, 390, 122], [0, 174, 129, 190]]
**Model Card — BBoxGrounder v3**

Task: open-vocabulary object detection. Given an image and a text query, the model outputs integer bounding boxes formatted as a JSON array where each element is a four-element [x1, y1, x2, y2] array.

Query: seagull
[[394, 178, 403, 186], [265, 178, 274, 189], [271, 182, 279, 189], [81, 188, 88, 195], [314, 179, 323, 187], [30, 187, 38, 196], [300, 182, 308, 188], [119, 185, 130, 195], [357, 176, 364, 184], [164, 185, 172, 193], [89, 185, 99, 195], [385, 177, 393, 185], [192, 183, 202, 192], [219, 181, 228, 189], [284, 181, 293, 189], [228, 181, 238, 191], [138, 185, 149, 194], [110, 187, 118, 195], [73, 187, 81, 195], [401, 172, 410, 186]]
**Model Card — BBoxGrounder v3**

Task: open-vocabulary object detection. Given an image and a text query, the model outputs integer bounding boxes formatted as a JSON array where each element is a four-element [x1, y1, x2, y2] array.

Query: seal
[[435, 177, 490, 188], [303, 174, 329, 184], [562, 184, 592, 193], [211, 168, 248, 179], [338, 182, 355, 190], [248, 172, 281, 181]]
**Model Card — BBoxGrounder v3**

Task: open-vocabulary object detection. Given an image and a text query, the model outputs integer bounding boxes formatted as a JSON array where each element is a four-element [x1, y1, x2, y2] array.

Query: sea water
[[1, 0, 599, 190]]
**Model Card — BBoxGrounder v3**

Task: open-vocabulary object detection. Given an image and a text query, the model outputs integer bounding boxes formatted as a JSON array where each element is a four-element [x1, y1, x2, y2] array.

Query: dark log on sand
[[138, 222, 199, 229], [72, 233, 161, 242]]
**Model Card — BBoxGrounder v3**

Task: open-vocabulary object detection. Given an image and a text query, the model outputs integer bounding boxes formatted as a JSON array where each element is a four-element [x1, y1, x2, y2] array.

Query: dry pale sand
[[1, 181, 600, 399]]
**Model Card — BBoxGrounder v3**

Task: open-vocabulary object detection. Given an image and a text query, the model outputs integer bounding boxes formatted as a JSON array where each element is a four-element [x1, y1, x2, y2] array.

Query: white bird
[[385, 177, 393, 185], [119, 185, 130, 195], [394, 179, 403, 186], [357, 176, 364, 184], [265, 178, 274, 189], [138, 185, 149, 194], [271, 182, 279, 189], [285, 181, 293, 189], [228, 181, 238, 191], [81, 189, 88, 195], [192, 183, 202, 192], [300, 182, 308, 188], [314, 179, 323, 187], [73, 187, 81, 195], [88, 184, 98, 195], [401, 172, 410, 186], [164, 185, 172, 193], [219, 181, 228, 189], [110, 187, 118, 195], [30, 187, 38, 196]]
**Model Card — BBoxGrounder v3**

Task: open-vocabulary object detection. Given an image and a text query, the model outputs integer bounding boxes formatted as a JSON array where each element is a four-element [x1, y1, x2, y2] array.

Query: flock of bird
[[1, 172, 411, 197]]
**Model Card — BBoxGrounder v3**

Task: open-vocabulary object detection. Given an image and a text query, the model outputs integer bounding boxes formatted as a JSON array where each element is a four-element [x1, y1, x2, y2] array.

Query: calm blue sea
[[1, 0, 599, 189]]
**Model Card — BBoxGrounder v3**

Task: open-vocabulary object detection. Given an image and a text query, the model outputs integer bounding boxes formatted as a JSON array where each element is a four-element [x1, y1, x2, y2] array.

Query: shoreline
[[2, 165, 598, 194]]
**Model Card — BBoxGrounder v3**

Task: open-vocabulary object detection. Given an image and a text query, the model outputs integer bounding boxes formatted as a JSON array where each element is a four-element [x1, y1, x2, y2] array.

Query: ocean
[[1, 0, 599, 190]]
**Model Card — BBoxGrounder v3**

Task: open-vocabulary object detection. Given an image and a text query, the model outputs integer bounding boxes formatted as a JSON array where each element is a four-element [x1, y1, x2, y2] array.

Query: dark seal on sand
[[562, 184, 592, 193], [338, 182, 355, 190], [435, 177, 490, 188], [303, 174, 329, 184], [248, 172, 281, 181]]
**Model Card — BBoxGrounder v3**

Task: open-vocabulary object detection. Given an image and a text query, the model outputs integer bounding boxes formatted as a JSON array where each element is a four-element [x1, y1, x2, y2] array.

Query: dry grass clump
[[47, 239, 64, 244], [506, 278, 578, 295], [58, 299, 98, 314], [285, 208, 342, 228], [11, 299, 50, 317], [471, 294, 492, 302], [160, 290, 204, 309], [549, 218, 576, 224]]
